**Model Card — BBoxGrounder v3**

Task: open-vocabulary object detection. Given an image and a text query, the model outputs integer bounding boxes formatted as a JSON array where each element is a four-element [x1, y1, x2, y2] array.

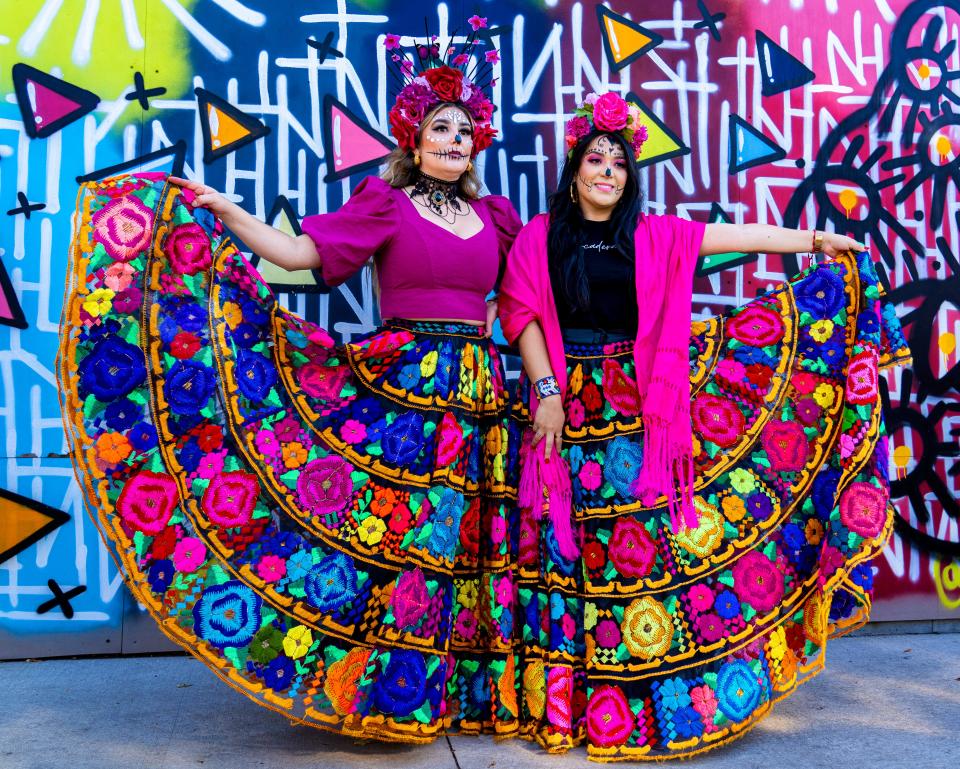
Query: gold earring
[[413, 153, 421, 167], [466, 160, 474, 172], [569, 183, 578, 202]]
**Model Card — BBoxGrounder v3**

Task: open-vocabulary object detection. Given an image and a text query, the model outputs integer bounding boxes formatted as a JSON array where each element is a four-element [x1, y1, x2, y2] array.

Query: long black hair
[[547, 130, 642, 313]]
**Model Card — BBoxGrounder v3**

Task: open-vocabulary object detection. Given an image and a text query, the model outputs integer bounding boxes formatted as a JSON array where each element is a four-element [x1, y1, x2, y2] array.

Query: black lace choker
[[409, 172, 468, 224]]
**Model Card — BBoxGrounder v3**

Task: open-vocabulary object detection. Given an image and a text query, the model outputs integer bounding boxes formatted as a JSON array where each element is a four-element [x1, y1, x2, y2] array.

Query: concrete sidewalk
[[1, 632, 958, 769]]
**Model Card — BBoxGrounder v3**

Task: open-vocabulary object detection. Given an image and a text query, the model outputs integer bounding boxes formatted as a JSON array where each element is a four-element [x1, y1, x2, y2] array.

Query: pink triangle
[[0, 286, 14, 321], [329, 106, 391, 172], [27, 79, 83, 130]]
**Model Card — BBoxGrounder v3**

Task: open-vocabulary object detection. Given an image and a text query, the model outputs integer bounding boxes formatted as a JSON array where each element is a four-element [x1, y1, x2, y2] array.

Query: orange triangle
[[0, 490, 69, 564], [207, 104, 253, 150], [604, 17, 654, 64]]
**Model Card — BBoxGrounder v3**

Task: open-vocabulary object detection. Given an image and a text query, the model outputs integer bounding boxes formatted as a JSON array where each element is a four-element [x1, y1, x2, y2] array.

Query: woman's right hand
[[531, 394, 565, 460], [167, 176, 234, 218]]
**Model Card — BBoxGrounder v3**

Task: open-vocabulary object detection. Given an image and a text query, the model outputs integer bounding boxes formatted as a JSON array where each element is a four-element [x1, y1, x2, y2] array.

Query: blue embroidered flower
[[829, 588, 857, 620], [87, 318, 121, 342], [235, 351, 277, 402], [397, 364, 422, 390], [147, 559, 174, 594], [128, 421, 157, 451], [603, 436, 644, 498], [425, 486, 463, 560], [714, 590, 740, 619], [192, 581, 263, 648], [467, 667, 491, 712], [716, 659, 762, 722], [819, 339, 845, 371], [165, 360, 215, 414], [104, 398, 139, 431], [856, 309, 879, 336], [812, 468, 841, 520], [264, 656, 296, 691], [372, 649, 428, 716], [79, 337, 147, 401], [179, 440, 203, 473], [732, 345, 772, 367], [240, 297, 269, 325], [382, 412, 425, 466], [546, 522, 576, 575], [233, 322, 262, 349], [795, 269, 844, 319], [850, 562, 874, 591], [746, 492, 773, 521], [794, 545, 817, 573], [304, 552, 358, 612], [781, 523, 805, 550], [158, 315, 180, 344], [175, 302, 208, 333], [672, 705, 705, 739], [285, 550, 314, 581], [658, 677, 692, 712]]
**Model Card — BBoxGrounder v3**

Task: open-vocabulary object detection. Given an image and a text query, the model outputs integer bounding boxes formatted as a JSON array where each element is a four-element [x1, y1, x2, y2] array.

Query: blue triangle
[[728, 114, 787, 174], [756, 30, 815, 97]]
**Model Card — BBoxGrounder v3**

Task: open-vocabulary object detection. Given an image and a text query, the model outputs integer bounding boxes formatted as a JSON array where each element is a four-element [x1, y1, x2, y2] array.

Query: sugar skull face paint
[[574, 135, 627, 219], [418, 106, 473, 181]]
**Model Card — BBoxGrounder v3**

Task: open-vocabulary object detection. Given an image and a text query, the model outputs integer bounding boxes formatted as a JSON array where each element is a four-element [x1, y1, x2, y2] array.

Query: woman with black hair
[[499, 92, 910, 760]]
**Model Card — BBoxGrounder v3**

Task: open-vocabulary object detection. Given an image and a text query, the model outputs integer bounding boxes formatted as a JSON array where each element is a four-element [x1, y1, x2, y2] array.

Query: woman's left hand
[[485, 298, 498, 338], [821, 232, 865, 258]]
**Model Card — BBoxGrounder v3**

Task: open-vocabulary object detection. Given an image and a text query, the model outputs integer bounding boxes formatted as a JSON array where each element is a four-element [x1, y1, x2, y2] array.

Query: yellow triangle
[[207, 105, 253, 150], [604, 17, 653, 64], [0, 501, 58, 556], [258, 208, 318, 287], [632, 103, 684, 164]]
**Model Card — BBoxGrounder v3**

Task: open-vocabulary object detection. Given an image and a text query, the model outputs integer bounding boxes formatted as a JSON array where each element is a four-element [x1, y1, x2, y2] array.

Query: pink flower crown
[[565, 92, 648, 161], [384, 17, 499, 158]]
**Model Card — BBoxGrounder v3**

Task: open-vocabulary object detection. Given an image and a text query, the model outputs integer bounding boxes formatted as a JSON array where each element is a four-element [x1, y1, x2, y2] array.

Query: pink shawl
[[499, 212, 705, 540]]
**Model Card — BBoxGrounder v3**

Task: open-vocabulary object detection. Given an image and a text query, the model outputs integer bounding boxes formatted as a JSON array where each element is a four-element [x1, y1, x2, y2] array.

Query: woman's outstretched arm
[[700, 223, 863, 259]]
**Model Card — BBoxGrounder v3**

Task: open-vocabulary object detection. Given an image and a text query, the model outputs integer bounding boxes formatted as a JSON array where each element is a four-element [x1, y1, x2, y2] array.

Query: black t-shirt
[[552, 218, 638, 334]]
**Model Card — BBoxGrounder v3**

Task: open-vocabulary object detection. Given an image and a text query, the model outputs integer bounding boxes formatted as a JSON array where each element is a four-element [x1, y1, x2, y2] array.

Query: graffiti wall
[[0, 0, 957, 658]]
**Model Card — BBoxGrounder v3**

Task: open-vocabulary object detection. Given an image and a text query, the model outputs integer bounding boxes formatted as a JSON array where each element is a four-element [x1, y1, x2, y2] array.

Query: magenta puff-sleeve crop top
[[300, 176, 522, 323]]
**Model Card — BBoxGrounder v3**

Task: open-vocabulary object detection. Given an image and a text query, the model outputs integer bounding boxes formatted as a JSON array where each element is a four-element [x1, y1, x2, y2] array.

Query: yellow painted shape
[[1, 0, 198, 104], [0, 500, 58, 555], [892, 444, 912, 468], [934, 558, 960, 610], [257, 207, 318, 287], [838, 188, 858, 218], [207, 104, 253, 149], [631, 102, 683, 164], [939, 331, 956, 356]]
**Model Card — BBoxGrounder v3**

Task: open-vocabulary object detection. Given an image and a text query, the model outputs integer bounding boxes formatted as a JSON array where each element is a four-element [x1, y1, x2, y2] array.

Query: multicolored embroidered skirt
[[57, 173, 521, 742], [511, 251, 910, 761]]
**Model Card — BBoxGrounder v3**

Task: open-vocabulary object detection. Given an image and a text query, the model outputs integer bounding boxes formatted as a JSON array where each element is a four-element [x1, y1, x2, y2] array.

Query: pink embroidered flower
[[561, 613, 576, 639], [716, 359, 746, 384], [608, 517, 657, 579], [762, 420, 809, 473], [495, 574, 513, 606], [692, 393, 744, 448], [196, 449, 226, 480], [340, 419, 367, 445], [92, 196, 153, 262], [845, 350, 879, 405], [688, 584, 714, 612], [296, 456, 352, 517], [164, 222, 212, 276], [104, 262, 135, 292], [111, 286, 142, 314], [732, 550, 785, 613], [273, 416, 301, 443], [591, 92, 630, 132], [254, 429, 280, 457], [546, 666, 573, 730], [728, 305, 785, 347], [489, 515, 507, 545], [578, 460, 602, 491], [792, 372, 818, 395], [256, 554, 287, 583], [690, 684, 718, 719], [567, 399, 586, 429], [518, 510, 538, 566], [116, 471, 179, 535], [839, 482, 888, 538], [202, 471, 259, 527], [586, 685, 634, 747], [695, 612, 725, 642], [297, 362, 349, 400], [172, 536, 206, 572], [819, 545, 844, 583], [435, 411, 465, 467], [392, 568, 430, 629], [455, 608, 478, 639], [595, 619, 622, 649], [839, 433, 857, 459]]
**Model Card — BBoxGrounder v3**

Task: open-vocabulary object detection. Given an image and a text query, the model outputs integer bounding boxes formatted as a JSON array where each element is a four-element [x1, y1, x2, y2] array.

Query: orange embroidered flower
[[281, 441, 309, 469], [323, 647, 372, 716], [96, 432, 132, 463], [722, 495, 746, 522], [369, 487, 399, 518]]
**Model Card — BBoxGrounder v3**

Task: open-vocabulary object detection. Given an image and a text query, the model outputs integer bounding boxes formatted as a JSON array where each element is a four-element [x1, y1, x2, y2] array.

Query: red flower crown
[[384, 17, 499, 157]]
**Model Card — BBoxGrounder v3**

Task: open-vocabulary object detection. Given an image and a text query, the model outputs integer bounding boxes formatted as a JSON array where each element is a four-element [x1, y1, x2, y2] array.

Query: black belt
[[561, 328, 633, 344]]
